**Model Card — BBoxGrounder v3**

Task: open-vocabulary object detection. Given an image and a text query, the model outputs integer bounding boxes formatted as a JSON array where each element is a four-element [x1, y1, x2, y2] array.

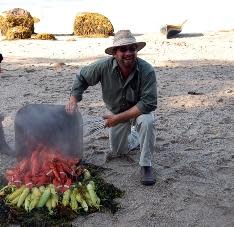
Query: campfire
[[6, 144, 83, 191], [0, 104, 123, 225], [3, 144, 100, 213]]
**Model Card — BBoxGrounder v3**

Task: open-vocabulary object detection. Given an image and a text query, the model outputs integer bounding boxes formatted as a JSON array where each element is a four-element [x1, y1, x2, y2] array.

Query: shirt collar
[[112, 58, 139, 72], [112, 58, 118, 70]]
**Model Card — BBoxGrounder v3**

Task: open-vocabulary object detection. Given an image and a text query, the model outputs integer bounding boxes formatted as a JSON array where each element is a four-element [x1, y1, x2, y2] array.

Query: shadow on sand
[[168, 33, 204, 38]]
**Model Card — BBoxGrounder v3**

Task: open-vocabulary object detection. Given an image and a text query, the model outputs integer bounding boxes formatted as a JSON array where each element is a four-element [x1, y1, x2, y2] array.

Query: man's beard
[[119, 57, 136, 68]]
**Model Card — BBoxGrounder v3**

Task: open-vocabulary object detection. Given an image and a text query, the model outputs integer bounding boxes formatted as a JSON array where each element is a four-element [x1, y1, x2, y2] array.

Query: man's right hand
[[65, 96, 78, 113]]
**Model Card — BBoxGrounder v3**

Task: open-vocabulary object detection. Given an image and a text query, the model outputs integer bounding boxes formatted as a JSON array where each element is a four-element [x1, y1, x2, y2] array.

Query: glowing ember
[[5, 144, 83, 192]]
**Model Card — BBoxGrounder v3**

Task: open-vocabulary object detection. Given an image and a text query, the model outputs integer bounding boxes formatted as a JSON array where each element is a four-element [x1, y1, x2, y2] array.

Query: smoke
[[14, 104, 83, 158]]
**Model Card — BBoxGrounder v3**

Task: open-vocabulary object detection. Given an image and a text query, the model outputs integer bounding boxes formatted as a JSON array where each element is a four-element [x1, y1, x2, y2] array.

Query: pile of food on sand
[[0, 145, 123, 226]]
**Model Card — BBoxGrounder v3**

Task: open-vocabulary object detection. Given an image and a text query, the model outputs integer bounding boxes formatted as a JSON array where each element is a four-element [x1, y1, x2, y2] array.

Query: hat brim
[[105, 41, 146, 55]]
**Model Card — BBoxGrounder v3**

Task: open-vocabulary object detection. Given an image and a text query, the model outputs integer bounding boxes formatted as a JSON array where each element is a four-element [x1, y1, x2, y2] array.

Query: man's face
[[113, 44, 137, 68]]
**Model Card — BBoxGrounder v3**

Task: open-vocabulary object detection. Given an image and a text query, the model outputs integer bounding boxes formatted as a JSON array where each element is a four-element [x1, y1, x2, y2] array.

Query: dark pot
[[14, 104, 83, 158]]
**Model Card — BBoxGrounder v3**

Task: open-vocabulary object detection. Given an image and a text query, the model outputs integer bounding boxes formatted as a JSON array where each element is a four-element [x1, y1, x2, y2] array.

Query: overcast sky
[[1, 0, 233, 33]]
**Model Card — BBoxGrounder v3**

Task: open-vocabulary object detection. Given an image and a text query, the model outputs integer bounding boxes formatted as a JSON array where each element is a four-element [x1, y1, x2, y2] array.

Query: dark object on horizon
[[0, 53, 3, 63], [188, 91, 205, 95], [14, 104, 83, 159], [160, 20, 187, 38]]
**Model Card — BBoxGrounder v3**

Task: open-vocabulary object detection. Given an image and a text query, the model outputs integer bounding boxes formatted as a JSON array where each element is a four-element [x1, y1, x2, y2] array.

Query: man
[[66, 30, 157, 186]]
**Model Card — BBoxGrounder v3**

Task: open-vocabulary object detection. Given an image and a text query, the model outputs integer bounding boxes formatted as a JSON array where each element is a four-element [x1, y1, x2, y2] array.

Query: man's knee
[[136, 113, 155, 128]]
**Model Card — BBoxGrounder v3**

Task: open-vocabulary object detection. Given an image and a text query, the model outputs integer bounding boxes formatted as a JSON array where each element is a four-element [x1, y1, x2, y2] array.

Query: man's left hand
[[103, 114, 119, 128]]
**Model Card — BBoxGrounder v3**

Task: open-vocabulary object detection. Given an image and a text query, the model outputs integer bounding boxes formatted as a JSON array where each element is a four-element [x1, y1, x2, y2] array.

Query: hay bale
[[33, 33, 56, 40], [0, 8, 34, 35], [33, 17, 40, 24], [73, 12, 114, 37], [5, 26, 32, 40]]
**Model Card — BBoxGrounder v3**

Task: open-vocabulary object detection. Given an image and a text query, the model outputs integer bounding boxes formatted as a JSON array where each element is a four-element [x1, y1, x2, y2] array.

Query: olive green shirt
[[71, 57, 157, 114]]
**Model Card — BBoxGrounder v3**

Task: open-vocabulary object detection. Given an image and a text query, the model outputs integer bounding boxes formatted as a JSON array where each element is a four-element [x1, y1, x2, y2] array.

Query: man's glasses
[[118, 45, 137, 53]]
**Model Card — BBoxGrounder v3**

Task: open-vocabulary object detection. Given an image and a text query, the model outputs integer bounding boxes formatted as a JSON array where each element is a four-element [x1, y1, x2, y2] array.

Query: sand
[[0, 31, 234, 226]]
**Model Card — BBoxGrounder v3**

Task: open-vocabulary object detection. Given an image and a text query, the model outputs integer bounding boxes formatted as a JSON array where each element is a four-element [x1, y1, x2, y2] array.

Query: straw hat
[[105, 30, 146, 55]]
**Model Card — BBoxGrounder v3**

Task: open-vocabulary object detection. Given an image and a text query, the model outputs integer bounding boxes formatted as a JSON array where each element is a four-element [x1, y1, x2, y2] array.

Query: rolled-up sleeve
[[70, 62, 102, 101], [136, 70, 157, 113]]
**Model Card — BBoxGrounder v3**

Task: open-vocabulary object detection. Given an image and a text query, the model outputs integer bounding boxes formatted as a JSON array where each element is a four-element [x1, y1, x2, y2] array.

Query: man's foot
[[140, 166, 156, 186]]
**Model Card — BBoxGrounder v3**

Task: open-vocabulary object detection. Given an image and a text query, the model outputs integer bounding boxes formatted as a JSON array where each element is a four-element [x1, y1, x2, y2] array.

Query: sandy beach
[[0, 31, 234, 226]]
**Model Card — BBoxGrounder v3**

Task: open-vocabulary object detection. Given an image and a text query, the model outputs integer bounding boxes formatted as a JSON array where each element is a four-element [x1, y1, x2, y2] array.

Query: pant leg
[[128, 126, 140, 151], [109, 121, 131, 155], [135, 112, 156, 166]]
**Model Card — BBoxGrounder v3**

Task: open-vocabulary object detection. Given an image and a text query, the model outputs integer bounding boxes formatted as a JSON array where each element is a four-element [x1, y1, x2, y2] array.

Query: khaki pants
[[109, 112, 156, 166]]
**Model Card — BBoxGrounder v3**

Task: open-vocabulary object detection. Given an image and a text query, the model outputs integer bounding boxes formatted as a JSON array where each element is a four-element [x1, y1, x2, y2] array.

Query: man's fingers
[[102, 115, 107, 119], [104, 119, 109, 128], [65, 103, 76, 114]]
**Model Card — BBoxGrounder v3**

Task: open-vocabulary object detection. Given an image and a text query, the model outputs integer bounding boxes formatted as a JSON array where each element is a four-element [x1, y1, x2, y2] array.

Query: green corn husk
[[24, 193, 31, 212], [62, 188, 71, 207], [17, 187, 30, 208], [28, 187, 41, 211], [37, 187, 51, 208], [6, 185, 25, 202]]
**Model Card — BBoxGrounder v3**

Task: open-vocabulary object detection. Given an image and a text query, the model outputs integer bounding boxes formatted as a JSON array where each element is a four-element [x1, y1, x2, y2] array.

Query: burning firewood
[[5, 144, 84, 191]]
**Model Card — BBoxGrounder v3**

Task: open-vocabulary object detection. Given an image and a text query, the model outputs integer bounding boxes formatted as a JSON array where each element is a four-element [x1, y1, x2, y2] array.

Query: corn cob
[[24, 193, 31, 212], [75, 190, 88, 212], [8, 194, 21, 205], [6, 185, 25, 201], [70, 190, 78, 211], [37, 186, 51, 208], [32, 187, 41, 197], [77, 182, 92, 208], [49, 184, 58, 209], [0, 185, 16, 196], [29, 187, 41, 211], [51, 193, 59, 209], [39, 185, 45, 193], [83, 169, 91, 180], [17, 187, 30, 207], [84, 191, 93, 206], [86, 181, 100, 209], [48, 184, 57, 196], [62, 188, 71, 207], [46, 197, 52, 213]]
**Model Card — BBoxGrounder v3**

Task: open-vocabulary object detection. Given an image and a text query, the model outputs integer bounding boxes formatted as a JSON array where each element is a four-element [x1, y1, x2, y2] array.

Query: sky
[[1, 0, 233, 34]]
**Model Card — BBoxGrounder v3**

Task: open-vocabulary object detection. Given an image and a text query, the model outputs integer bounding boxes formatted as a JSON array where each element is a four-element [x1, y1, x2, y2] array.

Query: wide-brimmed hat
[[105, 30, 146, 55]]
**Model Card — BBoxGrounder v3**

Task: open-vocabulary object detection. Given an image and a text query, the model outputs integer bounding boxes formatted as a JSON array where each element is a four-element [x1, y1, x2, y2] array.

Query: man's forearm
[[116, 105, 142, 123], [70, 73, 89, 102]]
